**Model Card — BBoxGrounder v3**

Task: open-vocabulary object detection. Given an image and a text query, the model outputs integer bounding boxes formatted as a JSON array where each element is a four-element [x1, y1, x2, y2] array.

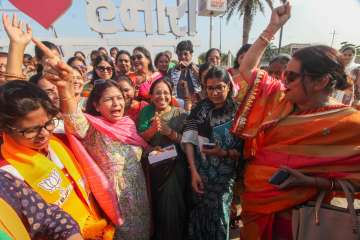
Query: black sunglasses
[[96, 66, 113, 72]]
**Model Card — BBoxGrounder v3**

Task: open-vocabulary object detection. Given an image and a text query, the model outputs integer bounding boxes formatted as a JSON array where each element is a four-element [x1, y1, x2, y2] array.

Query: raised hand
[[32, 37, 73, 90], [2, 14, 32, 46], [267, 1, 291, 32]]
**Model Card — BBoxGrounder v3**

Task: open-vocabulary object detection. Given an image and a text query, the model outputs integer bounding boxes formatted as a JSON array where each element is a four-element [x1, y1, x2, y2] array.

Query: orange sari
[[231, 71, 360, 240]]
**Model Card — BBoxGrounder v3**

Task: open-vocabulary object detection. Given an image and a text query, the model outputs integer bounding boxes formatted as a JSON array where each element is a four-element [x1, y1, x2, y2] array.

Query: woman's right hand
[[191, 169, 204, 194], [266, 1, 291, 34], [32, 38, 74, 90], [2, 14, 32, 46]]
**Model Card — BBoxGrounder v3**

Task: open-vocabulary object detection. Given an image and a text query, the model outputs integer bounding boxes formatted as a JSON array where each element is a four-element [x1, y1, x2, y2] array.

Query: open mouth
[[110, 109, 122, 117]]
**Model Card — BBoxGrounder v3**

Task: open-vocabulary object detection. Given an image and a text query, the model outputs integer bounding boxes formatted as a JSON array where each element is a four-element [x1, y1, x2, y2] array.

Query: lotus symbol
[[39, 169, 62, 192]]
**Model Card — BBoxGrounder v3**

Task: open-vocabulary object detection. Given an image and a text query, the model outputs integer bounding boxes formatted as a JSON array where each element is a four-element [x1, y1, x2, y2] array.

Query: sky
[[0, 0, 359, 60]]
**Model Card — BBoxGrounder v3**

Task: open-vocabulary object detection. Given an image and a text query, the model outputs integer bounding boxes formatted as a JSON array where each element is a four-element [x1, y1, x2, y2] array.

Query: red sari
[[231, 70, 360, 240]]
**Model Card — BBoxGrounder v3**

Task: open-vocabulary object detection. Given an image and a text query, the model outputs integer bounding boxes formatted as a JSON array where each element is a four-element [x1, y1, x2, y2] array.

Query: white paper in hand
[[148, 145, 178, 165]]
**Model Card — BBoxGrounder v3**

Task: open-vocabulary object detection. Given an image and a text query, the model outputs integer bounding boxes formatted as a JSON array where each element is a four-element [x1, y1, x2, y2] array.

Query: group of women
[[1, 2, 360, 240]]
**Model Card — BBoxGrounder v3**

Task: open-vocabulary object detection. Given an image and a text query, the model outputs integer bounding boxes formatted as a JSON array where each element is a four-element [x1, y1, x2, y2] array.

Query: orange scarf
[[231, 71, 360, 240], [1, 134, 114, 239]]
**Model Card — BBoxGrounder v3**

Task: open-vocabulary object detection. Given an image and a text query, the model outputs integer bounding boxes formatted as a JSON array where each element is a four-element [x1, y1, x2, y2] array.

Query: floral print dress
[[63, 112, 151, 240]]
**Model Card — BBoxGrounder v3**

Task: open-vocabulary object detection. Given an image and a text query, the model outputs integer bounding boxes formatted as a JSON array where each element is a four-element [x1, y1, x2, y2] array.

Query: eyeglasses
[[206, 84, 227, 93], [284, 71, 303, 83], [132, 54, 143, 61], [96, 66, 113, 73], [8, 118, 59, 139]]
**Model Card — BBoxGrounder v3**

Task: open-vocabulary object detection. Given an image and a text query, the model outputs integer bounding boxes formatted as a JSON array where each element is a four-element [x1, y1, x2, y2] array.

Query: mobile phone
[[269, 169, 290, 185], [202, 143, 216, 150]]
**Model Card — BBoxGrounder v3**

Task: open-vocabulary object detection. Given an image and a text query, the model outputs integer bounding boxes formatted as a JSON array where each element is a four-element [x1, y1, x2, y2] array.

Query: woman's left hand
[[201, 145, 226, 158], [278, 166, 315, 190]]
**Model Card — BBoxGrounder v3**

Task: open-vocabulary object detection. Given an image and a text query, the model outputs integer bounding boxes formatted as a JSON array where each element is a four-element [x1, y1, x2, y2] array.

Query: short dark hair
[[115, 50, 131, 63], [0, 80, 59, 131], [293, 45, 349, 92], [85, 80, 124, 116], [176, 40, 194, 54], [67, 56, 86, 66], [110, 47, 119, 53], [74, 51, 86, 60], [233, 44, 252, 68], [341, 46, 356, 54], [133, 46, 155, 72]]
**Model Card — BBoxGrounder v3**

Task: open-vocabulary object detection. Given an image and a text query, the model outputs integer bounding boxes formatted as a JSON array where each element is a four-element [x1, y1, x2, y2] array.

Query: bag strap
[[337, 180, 360, 234], [314, 180, 360, 234]]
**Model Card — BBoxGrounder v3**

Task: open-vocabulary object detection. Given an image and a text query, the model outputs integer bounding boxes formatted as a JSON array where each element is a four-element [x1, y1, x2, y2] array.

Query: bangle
[[4, 72, 27, 80], [259, 35, 271, 45]]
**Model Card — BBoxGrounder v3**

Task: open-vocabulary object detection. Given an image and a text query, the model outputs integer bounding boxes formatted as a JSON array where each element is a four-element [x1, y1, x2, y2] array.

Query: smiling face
[[94, 86, 125, 122], [117, 80, 135, 107], [150, 81, 172, 111], [116, 53, 132, 75], [156, 55, 170, 73], [133, 51, 150, 73], [9, 107, 55, 151], [73, 70, 84, 96], [95, 60, 113, 80]]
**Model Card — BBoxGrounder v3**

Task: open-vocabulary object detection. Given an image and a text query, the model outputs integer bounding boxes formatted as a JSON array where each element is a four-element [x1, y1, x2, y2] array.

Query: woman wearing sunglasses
[[132, 47, 163, 101], [1, 14, 119, 239], [231, 3, 360, 239]]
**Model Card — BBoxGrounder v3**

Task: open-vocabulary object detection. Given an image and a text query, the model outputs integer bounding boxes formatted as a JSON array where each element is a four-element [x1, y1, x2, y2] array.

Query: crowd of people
[[1, 2, 360, 240]]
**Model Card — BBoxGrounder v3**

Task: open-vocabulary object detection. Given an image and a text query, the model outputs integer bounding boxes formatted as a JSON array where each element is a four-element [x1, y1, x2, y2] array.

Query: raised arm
[[2, 14, 32, 80], [32, 38, 78, 114], [238, 2, 291, 84]]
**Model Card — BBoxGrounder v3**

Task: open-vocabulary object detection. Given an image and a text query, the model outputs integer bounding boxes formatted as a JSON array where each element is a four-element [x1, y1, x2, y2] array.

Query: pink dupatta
[[67, 114, 149, 226]]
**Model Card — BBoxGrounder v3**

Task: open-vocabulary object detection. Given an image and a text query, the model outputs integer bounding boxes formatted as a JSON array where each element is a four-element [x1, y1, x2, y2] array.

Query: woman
[[205, 48, 221, 66], [182, 66, 243, 240], [341, 45, 359, 74], [117, 75, 148, 123], [0, 81, 116, 240], [83, 55, 116, 97], [154, 52, 171, 75], [71, 67, 86, 109], [91, 55, 115, 82], [1, 14, 119, 239], [115, 50, 136, 81], [110, 47, 119, 62], [137, 78, 188, 240], [133, 46, 163, 101], [38, 40, 152, 238], [74, 51, 86, 62], [231, 3, 360, 239], [0, 170, 83, 240], [67, 56, 88, 76]]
